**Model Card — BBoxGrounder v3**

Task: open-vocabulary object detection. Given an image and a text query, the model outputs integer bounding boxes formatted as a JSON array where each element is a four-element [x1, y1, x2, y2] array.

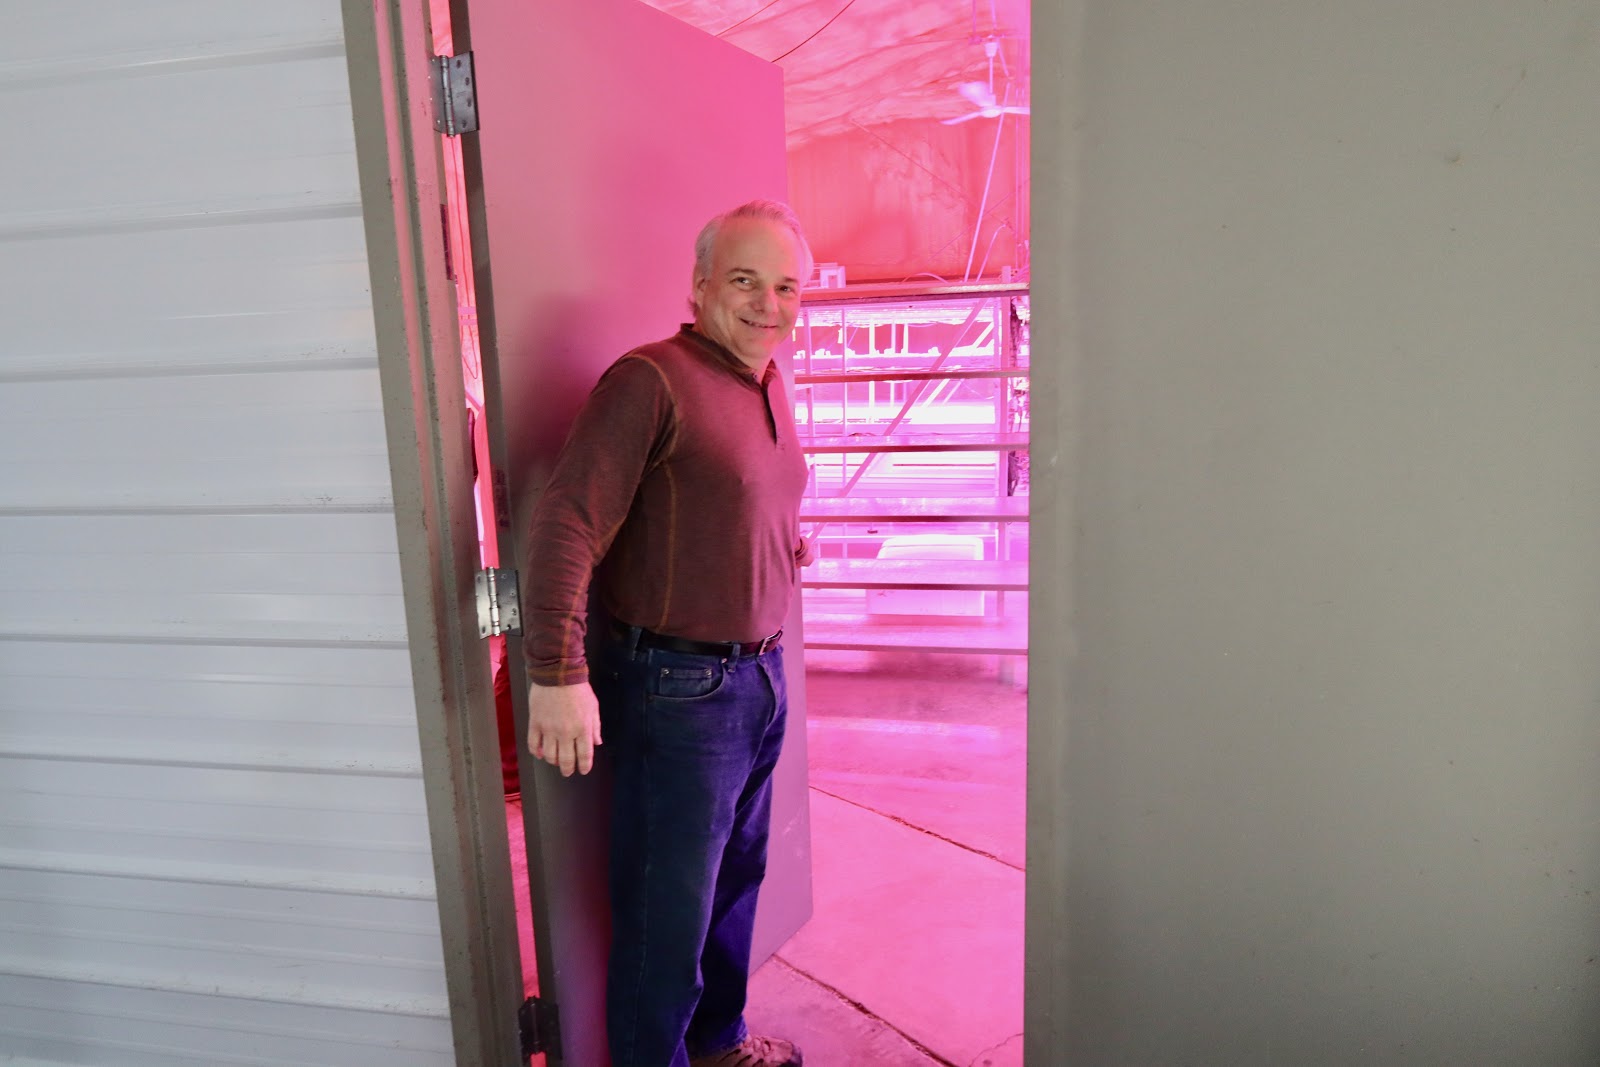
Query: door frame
[[1027, 7, 1071, 1059], [344, 0, 1070, 1063], [341, 1, 526, 1063]]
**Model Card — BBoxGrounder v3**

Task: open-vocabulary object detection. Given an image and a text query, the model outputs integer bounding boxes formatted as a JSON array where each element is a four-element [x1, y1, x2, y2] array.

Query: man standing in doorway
[[520, 200, 813, 1067]]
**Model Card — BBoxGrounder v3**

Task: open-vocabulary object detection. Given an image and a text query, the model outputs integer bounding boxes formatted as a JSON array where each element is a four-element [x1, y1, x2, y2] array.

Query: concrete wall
[[1032, 1, 1600, 1062]]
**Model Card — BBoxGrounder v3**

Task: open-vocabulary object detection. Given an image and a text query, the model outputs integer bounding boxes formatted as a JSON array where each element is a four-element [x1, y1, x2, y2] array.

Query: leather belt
[[612, 620, 782, 659]]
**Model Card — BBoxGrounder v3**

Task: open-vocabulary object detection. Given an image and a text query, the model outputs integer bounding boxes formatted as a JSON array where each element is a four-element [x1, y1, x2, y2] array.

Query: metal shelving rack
[[792, 282, 1030, 658]]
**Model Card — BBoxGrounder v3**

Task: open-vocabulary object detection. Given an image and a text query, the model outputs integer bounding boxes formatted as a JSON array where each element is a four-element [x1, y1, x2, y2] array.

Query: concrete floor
[[506, 651, 1027, 1066], [746, 654, 1026, 1067]]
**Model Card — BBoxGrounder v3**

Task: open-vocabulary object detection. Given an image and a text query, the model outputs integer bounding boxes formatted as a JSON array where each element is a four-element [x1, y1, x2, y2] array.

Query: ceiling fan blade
[[957, 81, 995, 110]]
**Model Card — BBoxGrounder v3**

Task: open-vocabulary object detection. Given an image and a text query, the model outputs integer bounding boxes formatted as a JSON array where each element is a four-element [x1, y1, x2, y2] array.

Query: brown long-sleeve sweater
[[521, 326, 812, 686]]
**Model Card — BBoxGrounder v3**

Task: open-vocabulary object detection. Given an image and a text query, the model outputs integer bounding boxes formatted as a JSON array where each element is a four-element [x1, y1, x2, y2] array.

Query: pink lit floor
[[507, 651, 1026, 1066]]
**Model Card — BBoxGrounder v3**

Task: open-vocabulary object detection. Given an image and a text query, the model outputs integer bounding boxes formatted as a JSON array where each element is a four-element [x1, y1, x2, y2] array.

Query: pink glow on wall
[[790, 115, 1028, 285], [642, 0, 1031, 285], [432, 0, 498, 566]]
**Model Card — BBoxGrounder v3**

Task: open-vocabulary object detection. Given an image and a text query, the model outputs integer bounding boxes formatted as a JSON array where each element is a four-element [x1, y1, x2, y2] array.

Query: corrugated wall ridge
[[0, 3, 454, 1064]]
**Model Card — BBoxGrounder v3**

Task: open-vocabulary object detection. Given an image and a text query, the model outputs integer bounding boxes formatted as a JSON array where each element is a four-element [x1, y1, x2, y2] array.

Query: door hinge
[[475, 567, 521, 637], [432, 51, 478, 136], [519, 995, 560, 1060]]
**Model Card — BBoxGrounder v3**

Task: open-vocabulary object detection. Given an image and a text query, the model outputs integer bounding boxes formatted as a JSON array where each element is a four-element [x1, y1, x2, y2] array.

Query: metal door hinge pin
[[432, 52, 478, 136], [519, 995, 560, 1060], [475, 567, 521, 637]]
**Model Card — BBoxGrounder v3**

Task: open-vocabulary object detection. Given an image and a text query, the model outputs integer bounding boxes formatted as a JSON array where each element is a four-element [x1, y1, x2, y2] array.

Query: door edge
[[342, 1, 526, 1063]]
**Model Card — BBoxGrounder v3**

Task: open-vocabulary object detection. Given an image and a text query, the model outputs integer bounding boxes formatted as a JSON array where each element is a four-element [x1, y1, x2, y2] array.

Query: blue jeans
[[595, 625, 789, 1067]]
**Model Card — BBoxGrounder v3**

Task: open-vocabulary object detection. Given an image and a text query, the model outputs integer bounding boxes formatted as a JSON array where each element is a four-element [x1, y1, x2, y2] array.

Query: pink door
[[450, 0, 813, 1062]]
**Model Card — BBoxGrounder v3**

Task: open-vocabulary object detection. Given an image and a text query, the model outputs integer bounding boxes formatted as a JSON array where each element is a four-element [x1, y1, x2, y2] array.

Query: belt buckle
[[755, 630, 781, 656]]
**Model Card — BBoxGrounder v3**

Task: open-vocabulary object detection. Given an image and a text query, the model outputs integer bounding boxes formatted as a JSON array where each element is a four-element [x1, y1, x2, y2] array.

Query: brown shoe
[[688, 1034, 803, 1067]]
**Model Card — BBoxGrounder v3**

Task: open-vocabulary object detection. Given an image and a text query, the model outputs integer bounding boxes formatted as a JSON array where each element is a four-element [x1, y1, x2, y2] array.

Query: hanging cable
[[769, 0, 860, 63], [973, 219, 1014, 281], [717, 0, 787, 37], [964, 97, 1011, 281]]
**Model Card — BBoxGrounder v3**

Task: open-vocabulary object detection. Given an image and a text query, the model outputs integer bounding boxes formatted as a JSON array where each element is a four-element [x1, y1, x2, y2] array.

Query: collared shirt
[[522, 326, 812, 686]]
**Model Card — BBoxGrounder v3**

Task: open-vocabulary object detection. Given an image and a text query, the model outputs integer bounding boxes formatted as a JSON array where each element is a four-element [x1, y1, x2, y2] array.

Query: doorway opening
[[432, 0, 1029, 1061]]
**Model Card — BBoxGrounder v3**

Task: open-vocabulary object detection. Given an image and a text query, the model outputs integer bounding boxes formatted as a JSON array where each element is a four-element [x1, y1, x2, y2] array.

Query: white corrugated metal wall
[[0, 3, 456, 1064]]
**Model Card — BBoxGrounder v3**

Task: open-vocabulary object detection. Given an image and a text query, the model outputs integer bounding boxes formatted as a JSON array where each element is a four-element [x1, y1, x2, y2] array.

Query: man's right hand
[[526, 681, 603, 777]]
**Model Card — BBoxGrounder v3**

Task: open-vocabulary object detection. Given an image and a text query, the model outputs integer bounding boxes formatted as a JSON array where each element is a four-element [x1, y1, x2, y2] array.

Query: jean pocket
[[649, 662, 725, 701]]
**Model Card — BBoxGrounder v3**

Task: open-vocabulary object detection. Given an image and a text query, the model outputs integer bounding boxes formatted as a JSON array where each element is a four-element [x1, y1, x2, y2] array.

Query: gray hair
[[691, 199, 814, 301]]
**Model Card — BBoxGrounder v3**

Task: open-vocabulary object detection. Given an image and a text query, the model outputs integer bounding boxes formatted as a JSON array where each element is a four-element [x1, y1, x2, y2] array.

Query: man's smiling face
[[692, 216, 804, 374]]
